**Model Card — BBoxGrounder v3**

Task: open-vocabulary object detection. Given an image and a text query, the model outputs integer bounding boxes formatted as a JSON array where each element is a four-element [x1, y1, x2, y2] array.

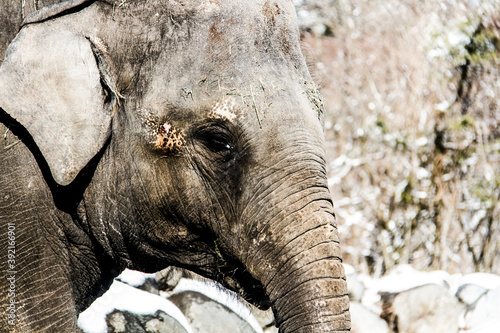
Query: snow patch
[[459, 273, 500, 291], [116, 268, 156, 287], [78, 280, 192, 333], [370, 265, 451, 293]]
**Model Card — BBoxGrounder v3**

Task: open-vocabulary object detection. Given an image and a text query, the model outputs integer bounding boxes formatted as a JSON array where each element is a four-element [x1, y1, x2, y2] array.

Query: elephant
[[0, 0, 350, 332]]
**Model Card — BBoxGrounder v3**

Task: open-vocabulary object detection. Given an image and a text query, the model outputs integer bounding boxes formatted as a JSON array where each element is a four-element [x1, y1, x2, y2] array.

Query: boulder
[[456, 284, 488, 306], [106, 310, 190, 333], [171, 278, 263, 332], [169, 291, 259, 333], [380, 283, 464, 333], [462, 286, 500, 332]]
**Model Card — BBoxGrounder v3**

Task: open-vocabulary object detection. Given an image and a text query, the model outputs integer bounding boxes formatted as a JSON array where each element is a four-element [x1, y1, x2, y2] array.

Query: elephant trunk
[[266, 211, 350, 332], [237, 98, 350, 331], [244, 202, 351, 332]]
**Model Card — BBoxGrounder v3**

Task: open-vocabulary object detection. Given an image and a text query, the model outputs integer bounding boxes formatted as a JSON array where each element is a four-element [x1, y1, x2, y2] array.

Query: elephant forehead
[[148, 0, 300, 71], [140, 95, 242, 125], [169, 0, 295, 17]]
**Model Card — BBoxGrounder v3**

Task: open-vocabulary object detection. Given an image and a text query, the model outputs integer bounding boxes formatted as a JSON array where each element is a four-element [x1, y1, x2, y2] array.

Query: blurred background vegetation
[[295, 0, 500, 276]]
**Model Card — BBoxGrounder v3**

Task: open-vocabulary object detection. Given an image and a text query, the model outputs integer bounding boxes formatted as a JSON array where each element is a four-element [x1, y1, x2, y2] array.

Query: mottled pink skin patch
[[155, 122, 184, 153], [211, 99, 237, 121], [159, 123, 171, 135]]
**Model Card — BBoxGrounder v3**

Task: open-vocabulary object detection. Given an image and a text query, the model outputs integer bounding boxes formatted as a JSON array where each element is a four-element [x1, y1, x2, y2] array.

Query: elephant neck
[[67, 201, 125, 313]]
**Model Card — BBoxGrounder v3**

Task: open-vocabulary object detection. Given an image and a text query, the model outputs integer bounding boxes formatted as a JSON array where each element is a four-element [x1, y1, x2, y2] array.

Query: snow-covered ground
[[78, 279, 193, 333], [78, 266, 500, 333], [345, 264, 500, 333], [79, 269, 263, 333]]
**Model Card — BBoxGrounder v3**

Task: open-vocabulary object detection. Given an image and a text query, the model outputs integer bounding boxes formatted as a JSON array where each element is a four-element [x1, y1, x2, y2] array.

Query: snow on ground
[[79, 267, 500, 333], [363, 265, 451, 293], [353, 264, 500, 319], [115, 268, 156, 287], [79, 270, 263, 333], [78, 279, 193, 333], [459, 273, 500, 290]]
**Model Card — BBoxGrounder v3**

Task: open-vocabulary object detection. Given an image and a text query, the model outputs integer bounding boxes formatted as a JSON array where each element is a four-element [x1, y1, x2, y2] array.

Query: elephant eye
[[195, 122, 235, 156]]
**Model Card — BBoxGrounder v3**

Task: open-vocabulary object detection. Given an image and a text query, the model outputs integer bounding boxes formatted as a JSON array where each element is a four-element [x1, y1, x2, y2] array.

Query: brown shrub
[[300, 0, 500, 276]]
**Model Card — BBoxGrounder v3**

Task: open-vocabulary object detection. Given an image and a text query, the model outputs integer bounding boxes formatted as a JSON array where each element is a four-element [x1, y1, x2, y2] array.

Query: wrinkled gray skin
[[0, 0, 350, 332]]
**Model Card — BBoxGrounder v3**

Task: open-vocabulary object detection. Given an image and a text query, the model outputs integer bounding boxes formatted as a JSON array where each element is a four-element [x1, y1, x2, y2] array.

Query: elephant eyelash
[[194, 122, 236, 156], [201, 131, 233, 153]]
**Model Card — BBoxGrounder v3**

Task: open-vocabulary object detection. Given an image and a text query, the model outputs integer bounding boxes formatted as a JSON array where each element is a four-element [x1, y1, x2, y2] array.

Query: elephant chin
[[216, 256, 272, 310]]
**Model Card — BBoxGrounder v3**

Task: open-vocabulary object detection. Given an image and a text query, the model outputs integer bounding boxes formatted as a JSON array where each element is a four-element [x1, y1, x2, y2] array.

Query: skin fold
[[0, 0, 350, 332]]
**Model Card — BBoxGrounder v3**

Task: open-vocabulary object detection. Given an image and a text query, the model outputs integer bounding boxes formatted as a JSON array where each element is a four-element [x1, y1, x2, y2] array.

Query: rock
[[456, 284, 488, 306], [106, 310, 190, 333], [107, 311, 128, 333], [138, 278, 161, 295], [169, 291, 260, 333], [171, 278, 263, 332], [361, 265, 452, 313], [144, 311, 191, 333], [380, 283, 464, 333], [349, 302, 389, 333], [462, 286, 500, 332]]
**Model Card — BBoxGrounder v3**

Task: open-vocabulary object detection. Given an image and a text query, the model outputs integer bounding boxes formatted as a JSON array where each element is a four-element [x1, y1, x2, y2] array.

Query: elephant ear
[[0, 23, 113, 186]]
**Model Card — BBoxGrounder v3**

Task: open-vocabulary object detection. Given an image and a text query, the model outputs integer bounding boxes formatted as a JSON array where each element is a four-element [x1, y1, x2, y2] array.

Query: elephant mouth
[[216, 255, 272, 310]]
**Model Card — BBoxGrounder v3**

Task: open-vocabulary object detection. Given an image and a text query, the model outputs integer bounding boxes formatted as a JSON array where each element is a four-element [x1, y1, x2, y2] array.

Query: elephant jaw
[[213, 251, 272, 310]]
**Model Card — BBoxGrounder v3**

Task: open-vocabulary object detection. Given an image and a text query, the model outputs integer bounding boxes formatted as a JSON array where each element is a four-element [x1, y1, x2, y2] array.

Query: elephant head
[[0, 0, 350, 332]]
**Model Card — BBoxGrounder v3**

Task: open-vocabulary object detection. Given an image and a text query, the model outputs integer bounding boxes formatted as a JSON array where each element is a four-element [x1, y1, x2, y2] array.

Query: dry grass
[[300, 0, 500, 276]]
